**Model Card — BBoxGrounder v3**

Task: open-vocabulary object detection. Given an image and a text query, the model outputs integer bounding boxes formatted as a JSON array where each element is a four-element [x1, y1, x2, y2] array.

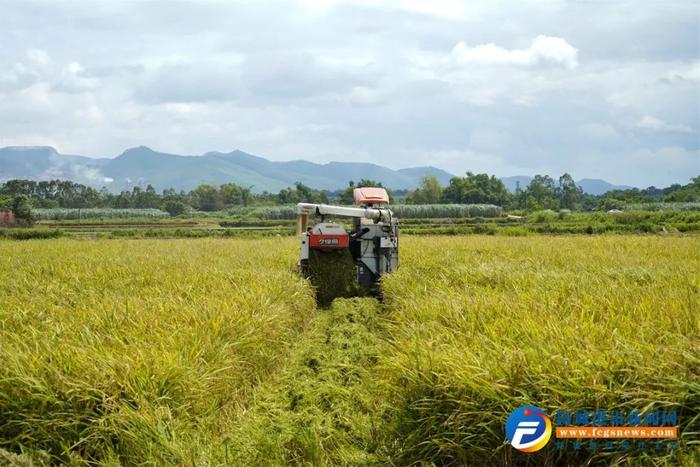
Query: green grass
[[0, 228, 64, 240], [624, 203, 700, 212]]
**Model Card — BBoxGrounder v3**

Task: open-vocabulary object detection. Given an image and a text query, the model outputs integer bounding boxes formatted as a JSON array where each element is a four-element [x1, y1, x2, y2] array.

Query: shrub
[[530, 209, 558, 223], [625, 202, 700, 211], [162, 200, 189, 217], [473, 224, 496, 235], [0, 229, 63, 240]]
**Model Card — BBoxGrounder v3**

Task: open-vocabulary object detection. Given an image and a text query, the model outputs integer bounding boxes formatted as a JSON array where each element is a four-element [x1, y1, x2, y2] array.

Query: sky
[[0, 0, 698, 187]]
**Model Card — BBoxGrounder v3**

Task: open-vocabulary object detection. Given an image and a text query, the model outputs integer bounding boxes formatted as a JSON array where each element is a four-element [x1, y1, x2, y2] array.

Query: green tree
[[278, 182, 328, 204], [220, 183, 245, 206], [189, 185, 223, 211], [580, 194, 600, 211], [162, 199, 189, 216], [557, 173, 582, 210], [133, 185, 161, 209], [508, 180, 526, 210], [442, 172, 509, 205], [162, 188, 178, 198], [602, 198, 624, 211], [240, 186, 253, 207], [525, 175, 558, 210], [663, 176, 700, 202], [0, 180, 36, 197], [12, 194, 33, 221], [407, 176, 443, 204], [113, 191, 133, 208], [0, 195, 13, 210]]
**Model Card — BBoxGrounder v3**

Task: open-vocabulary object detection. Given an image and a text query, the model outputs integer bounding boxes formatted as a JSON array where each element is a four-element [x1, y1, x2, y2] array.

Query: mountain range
[[0, 146, 635, 195], [0, 146, 455, 193]]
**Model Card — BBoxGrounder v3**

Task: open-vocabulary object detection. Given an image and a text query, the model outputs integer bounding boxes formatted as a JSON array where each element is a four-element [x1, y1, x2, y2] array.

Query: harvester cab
[[297, 187, 399, 297]]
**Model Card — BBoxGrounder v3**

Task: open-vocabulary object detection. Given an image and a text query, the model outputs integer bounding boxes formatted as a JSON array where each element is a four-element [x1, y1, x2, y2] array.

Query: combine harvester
[[296, 187, 399, 302]]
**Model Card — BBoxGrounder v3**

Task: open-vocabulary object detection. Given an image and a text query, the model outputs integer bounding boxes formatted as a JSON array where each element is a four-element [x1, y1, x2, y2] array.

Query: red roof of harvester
[[353, 187, 389, 205]]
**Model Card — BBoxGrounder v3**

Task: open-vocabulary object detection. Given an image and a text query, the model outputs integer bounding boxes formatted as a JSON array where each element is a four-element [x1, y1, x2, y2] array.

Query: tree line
[[0, 179, 339, 216], [1, 174, 698, 216], [405, 173, 700, 211]]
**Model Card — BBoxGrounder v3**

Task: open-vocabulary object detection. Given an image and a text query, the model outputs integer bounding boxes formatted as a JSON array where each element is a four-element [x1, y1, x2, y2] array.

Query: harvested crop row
[[381, 235, 700, 466], [224, 297, 389, 465], [0, 238, 315, 464], [306, 248, 366, 307]]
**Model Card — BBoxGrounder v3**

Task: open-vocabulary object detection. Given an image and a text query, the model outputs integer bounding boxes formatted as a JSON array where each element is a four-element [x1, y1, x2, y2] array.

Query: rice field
[[0, 238, 315, 464], [0, 235, 697, 465], [380, 236, 699, 465]]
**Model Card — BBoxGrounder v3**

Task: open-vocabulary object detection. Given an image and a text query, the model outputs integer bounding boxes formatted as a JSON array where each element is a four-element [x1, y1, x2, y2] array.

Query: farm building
[[0, 209, 16, 226]]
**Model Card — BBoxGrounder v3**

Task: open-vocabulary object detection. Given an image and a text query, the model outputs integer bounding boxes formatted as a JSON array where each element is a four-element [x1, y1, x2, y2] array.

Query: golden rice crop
[[1, 235, 698, 465], [0, 238, 314, 464], [381, 235, 700, 466]]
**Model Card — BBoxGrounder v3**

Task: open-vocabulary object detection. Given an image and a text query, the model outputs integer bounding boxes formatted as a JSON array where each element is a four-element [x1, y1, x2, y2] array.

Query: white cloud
[[627, 147, 699, 186], [26, 48, 50, 66], [0, 1, 697, 187], [636, 115, 692, 133], [452, 35, 578, 69], [301, 0, 469, 19], [0, 50, 52, 91], [416, 148, 524, 176], [665, 60, 700, 83], [578, 123, 620, 143], [398, 0, 466, 19], [55, 62, 101, 93], [0, 51, 100, 94]]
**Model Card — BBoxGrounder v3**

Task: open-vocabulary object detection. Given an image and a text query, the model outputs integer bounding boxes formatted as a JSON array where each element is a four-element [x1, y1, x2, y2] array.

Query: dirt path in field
[[221, 297, 392, 465]]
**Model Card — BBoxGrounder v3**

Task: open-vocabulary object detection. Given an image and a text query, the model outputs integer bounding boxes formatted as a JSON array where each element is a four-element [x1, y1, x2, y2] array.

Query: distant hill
[[576, 179, 634, 196], [500, 175, 634, 195], [0, 146, 108, 183], [0, 146, 638, 194], [0, 146, 454, 193], [500, 176, 533, 192]]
